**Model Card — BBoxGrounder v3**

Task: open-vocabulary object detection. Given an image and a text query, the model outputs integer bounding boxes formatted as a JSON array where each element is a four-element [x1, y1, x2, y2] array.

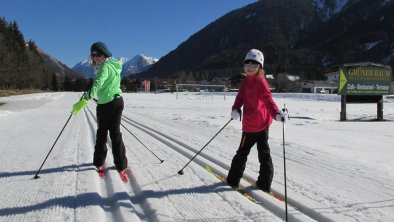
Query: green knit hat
[[91, 41, 112, 58]]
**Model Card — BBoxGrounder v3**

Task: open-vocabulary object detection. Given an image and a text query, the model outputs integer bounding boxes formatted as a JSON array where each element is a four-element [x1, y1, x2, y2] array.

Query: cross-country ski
[[205, 164, 260, 204]]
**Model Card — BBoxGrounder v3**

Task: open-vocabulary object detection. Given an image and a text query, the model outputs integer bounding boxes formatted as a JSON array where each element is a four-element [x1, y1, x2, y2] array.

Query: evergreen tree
[[51, 73, 59, 91], [27, 40, 39, 54], [0, 17, 80, 91]]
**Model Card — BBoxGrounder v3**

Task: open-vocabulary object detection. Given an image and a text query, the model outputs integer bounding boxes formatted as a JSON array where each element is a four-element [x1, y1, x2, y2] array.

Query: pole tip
[[177, 170, 184, 175], [33, 175, 40, 179], [160, 160, 164, 163]]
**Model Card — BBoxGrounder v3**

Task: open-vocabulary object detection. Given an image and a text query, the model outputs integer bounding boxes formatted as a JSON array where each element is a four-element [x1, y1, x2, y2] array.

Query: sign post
[[338, 62, 392, 121]]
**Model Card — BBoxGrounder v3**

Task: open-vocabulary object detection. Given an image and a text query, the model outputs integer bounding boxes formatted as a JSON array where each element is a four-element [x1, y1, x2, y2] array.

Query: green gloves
[[71, 99, 88, 115]]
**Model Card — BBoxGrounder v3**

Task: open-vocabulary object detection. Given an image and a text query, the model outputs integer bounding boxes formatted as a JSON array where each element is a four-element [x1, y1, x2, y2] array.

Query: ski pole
[[33, 93, 86, 179], [178, 119, 232, 175], [120, 122, 164, 163], [281, 105, 289, 222]]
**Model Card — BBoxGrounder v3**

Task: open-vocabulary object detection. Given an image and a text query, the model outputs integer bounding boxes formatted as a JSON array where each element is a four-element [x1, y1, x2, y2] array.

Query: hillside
[[140, 0, 394, 80], [0, 17, 82, 91]]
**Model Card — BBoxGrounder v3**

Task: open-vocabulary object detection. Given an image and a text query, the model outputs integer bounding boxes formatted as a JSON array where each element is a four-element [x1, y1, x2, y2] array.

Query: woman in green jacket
[[72, 42, 128, 181]]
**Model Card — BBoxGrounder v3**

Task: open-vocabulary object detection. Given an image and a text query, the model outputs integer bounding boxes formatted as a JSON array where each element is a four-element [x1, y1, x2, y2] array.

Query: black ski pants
[[227, 128, 274, 192], [93, 96, 127, 171]]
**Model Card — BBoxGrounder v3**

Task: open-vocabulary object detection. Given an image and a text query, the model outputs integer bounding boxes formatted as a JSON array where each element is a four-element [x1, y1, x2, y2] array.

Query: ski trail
[[83, 106, 141, 222], [68, 108, 107, 222], [121, 114, 332, 221], [120, 115, 312, 221], [120, 117, 280, 221], [122, 113, 358, 222], [0, 93, 102, 222]]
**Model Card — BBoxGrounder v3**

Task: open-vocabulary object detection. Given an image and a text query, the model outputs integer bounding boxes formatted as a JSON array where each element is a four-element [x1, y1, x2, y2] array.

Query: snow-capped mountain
[[121, 54, 159, 77], [117, 57, 130, 65], [72, 59, 96, 79], [72, 54, 158, 79]]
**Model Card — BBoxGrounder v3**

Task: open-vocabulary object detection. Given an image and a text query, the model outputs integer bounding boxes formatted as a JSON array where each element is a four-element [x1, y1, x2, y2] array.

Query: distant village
[[140, 72, 341, 94], [125, 64, 394, 95]]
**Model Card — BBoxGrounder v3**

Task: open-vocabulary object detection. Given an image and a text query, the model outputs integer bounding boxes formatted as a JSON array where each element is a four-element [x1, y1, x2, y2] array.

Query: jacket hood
[[106, 59, 123, 72]]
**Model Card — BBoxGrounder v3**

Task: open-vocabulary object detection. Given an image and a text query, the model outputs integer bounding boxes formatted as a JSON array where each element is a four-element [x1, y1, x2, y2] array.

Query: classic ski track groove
[[120, 115, 293, 220], [84, 106, 141, 222], [120, 114, 333, 222], [120, 115, 294, 220], [120, 118, 257, 221]]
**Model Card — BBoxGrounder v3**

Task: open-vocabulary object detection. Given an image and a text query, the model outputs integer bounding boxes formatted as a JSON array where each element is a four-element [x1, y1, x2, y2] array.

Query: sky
[[1, 0, 257, 68], [0, 92, 393, 221]]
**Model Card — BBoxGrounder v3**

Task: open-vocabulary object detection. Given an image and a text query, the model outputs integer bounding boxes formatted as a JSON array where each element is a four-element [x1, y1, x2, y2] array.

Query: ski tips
[[177, 170, 184, 175]]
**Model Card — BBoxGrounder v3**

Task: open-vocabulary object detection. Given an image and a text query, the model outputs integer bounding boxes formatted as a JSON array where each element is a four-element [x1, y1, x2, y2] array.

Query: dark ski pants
[[93, 96, 128, 171], [227, 128, 274, 192]]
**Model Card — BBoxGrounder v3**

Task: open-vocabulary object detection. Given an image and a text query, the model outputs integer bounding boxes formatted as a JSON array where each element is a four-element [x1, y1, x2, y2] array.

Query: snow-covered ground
[[0, 92, 393, 222]]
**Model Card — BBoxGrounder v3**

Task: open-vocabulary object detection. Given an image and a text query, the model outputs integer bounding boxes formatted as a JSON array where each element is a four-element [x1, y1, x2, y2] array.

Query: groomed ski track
[[76, 96, 322, 222], [72, 101, 280, 222], [80, 103, 288, 221], [72, 93, 331, 221], [118, 113, 334, 222]]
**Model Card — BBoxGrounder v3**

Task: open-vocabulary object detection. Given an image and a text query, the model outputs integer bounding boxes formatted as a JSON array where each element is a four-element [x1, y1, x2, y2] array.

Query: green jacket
[[85, 59, 123, 104]]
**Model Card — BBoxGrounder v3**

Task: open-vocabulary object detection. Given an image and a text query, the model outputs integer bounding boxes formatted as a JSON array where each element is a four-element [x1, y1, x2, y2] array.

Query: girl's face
[[244, 61, 260, 75], [92, 54, 105, 65]]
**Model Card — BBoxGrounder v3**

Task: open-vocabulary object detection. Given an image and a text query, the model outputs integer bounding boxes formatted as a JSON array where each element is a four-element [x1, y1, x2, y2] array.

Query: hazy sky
[[1, 0, 256, 67]]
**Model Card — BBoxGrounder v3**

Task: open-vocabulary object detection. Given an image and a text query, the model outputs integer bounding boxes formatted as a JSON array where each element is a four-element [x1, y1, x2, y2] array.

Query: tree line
[[0, 17, 50, 89], [0, 17, 88, 91]]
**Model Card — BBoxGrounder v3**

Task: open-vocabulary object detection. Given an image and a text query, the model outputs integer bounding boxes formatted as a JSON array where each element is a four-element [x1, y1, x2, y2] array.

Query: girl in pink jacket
[[227, 49, 285, 192]]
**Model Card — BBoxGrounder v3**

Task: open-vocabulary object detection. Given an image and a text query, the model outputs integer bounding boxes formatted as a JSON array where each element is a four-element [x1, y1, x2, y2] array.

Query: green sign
[[338, 66, 392, 95]]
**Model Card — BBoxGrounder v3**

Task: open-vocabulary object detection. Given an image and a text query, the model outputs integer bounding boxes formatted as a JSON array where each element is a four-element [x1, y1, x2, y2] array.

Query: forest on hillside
[[0, 17, 54, 90], [0, 17, 86, 91], [141, 0, 394, 83]]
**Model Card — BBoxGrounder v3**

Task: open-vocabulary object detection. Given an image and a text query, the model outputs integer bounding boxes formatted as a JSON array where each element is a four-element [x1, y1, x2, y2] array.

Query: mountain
[[0, 17, 82, 90], [315, 0, 350, 20], [72, 54, 158, 79], [295, 0, 394, 78], [139, 0, 394, 81], [121, 54, 159, 77], [72, 59, 96, 79], [38, 49, 81, 80]]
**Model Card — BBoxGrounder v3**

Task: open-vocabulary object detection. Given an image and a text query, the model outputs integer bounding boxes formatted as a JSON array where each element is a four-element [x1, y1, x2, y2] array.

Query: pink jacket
[[232, 74, 279, 132]]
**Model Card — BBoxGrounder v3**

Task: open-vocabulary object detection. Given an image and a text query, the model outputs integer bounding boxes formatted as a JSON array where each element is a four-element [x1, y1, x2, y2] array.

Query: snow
[[121, 54, 158, 76], [1, 92, 393, 222], [364, 41, 382, 50], [72, 55, 158, 79]]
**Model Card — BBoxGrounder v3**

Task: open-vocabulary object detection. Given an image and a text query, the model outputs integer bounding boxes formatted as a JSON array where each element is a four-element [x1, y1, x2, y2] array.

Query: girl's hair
[[256, 67, 265, 78]]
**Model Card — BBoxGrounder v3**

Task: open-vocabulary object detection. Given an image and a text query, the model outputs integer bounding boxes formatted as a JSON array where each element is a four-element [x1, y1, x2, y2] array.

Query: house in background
[[294, 81, 338, 94], [277, 72, 338, 94]]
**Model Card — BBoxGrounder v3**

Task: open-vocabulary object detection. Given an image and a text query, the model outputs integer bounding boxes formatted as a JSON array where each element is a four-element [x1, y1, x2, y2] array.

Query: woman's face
[[244, 61, 260, 75], [92, 54, 105, 64]]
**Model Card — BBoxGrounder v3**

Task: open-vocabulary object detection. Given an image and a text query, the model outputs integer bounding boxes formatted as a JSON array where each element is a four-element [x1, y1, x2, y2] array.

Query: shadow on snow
[[0, 182, 230, 217], [0, 163, 94, 180]]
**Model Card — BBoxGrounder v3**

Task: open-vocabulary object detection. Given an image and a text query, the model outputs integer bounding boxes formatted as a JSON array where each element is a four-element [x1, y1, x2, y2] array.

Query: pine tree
[[27, 40, 39, 54], [0, 17, 55, 90]]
